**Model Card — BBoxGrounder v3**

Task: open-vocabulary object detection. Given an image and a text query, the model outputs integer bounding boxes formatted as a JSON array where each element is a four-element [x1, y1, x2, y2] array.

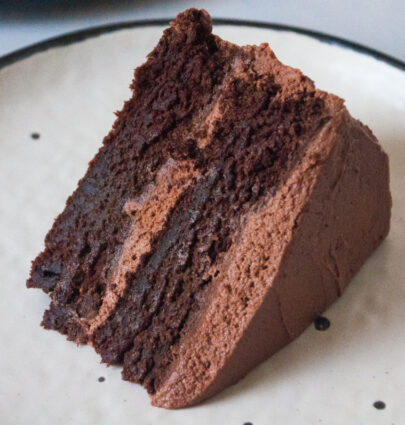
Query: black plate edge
[[0, 17, 404, 72]]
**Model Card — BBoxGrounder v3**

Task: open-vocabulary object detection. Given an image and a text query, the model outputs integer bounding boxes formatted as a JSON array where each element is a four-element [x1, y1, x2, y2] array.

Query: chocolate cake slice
[[27, 9, 391, 408]]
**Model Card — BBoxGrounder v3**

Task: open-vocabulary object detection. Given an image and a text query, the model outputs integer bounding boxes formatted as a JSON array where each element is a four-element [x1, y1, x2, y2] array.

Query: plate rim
[[0, 17, 404, 72]]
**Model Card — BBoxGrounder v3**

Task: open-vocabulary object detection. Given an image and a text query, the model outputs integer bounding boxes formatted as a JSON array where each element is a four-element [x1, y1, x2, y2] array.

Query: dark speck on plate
[[98, 376, 106, 382], [373, 400, 386, 410], [314, 316, 330, 331], [31, 132, 40, 140]]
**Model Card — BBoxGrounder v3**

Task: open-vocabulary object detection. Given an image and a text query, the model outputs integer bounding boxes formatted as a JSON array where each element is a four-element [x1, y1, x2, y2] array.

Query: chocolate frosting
[[151, 98, 391, 408]]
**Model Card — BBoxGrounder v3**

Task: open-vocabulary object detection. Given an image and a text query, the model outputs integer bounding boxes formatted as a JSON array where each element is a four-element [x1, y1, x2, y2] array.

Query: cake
[[27, 9, 391, 408]]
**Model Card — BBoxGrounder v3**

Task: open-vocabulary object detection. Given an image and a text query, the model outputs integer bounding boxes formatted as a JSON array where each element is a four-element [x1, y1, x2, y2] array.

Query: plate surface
[[0, 23, 404, 425]]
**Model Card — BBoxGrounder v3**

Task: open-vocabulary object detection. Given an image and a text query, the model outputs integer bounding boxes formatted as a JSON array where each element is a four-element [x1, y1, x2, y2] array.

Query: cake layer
[[27, 8, 391, 408]]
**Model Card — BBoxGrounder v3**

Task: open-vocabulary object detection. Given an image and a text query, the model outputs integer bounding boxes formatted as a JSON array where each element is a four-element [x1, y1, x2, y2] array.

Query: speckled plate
[[1, 20, 404, 425]]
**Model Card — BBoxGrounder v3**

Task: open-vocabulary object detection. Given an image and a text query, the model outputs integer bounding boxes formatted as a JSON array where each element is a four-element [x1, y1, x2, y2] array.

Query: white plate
[[0, 22, 404, 425]]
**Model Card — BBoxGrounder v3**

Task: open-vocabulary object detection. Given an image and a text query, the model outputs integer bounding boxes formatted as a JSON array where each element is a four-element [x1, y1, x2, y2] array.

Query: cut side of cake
[[27, 9, 391, 408]]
